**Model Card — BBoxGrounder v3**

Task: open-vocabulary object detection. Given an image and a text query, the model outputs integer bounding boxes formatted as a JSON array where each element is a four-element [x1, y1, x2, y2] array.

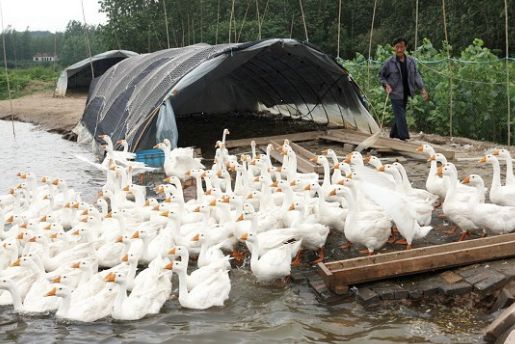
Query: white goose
[[462, 174, 515, 235], [492, 148, 515, 186], [171, 260, 231, 310], [440, 163, 480, 240], [240, 231, 300, 283], [480, 154, 515, 206]]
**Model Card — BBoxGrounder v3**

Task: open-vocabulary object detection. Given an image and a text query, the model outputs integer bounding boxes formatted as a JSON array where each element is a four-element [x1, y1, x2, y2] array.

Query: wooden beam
[[318, 233, 515, 293], [260, 140, 319, 174], [225, 130, 326, 149], [288, 142, 324, 174], [326, 129, 456, 159]]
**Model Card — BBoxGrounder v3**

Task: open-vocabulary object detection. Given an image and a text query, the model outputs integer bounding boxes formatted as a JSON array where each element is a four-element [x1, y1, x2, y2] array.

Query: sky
[[0, 0, 107, 32]]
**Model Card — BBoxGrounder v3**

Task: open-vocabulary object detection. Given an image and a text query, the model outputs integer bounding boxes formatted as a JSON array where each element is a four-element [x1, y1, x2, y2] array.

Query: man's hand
[[421, 88, 429, 102], [385, 84, 392, 94]]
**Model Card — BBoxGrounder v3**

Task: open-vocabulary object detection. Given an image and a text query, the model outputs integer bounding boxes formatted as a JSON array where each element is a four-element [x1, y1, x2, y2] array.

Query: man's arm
[[379, 61, 392, 94], [413, 60, 429, 101]]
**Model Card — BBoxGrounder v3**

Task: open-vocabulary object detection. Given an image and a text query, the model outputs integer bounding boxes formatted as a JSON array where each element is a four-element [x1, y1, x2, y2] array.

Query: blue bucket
[[135, 149, 165, 168]]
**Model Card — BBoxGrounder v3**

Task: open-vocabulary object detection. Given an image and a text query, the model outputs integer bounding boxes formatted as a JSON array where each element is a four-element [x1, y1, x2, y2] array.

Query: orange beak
[[71, 262, 81, 269], [191, 233, 200, 241], [416, 145, 424, 153], [104, 272, 116, 283], [462, 176, 470, 184], [479, 156, 487, 163], [378, 166, 385, 172], [240, 233, 249, 241], [51, 276, 61, 283], [121, 254, 128, 262], [436, 166, 444, 177], [46, 287, 57, 297], [288, 203, 296, 211], [329, 189, 337, 196], [236, 214, 245, 222], [164, 262, 173, 270], [11, 259, 20, 267], [131, 231, 140, 239]]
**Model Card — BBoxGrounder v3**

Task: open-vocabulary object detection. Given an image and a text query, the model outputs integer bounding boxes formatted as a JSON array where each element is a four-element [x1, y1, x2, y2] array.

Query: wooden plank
[[260, 142, 315, 174], [288, 142, 324, 174], [325, 233, 515, 271], [318, 233, 515, 293], [327, 128, 456, 159], [225, 130, 326, 149], [484, 302, 515, 341]]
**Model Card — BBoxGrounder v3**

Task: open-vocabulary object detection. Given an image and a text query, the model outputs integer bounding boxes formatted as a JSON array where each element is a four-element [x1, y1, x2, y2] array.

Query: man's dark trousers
[[389, 98, 409, 140]]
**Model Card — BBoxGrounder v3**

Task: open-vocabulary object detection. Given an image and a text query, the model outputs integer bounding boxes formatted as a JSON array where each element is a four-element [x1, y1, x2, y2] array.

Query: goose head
[[462, 174, 485, 187], [45, 284, 70, 298], [416, 143, 436, 156], [492, 148, 512, 159], [167, 245, 188, 261], [344, 152, 364, 166]]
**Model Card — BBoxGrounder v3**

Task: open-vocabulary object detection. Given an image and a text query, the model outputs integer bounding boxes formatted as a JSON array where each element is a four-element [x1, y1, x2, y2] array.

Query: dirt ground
[[0, 91, 86, 132]]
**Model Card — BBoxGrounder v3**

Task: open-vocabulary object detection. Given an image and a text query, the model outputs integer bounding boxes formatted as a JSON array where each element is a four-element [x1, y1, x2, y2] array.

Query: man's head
[[393, 38, 408, 57]]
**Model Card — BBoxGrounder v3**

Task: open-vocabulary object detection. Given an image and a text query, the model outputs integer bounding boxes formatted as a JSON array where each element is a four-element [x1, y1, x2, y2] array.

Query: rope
[[0, 0, 14, 138], [80, 0, 95, 80], [441, 0, 453, 138], [504, 0, 511, 145], [337, 0, 342, 59], [414, 0, 419, 49], [162, 0, 170, 48], [298, 0, 309, 42], [366, 0, 378, 92]]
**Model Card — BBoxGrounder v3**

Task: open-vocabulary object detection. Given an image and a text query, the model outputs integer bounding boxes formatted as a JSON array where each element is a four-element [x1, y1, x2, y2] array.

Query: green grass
[[0, 66, 59, 100]]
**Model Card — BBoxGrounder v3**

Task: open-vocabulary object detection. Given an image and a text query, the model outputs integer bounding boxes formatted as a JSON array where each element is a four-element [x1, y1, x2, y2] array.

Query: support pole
[[504, 0, 511, 145], [441, 0, 453, 139], [337, 0, 342, 59], [162, 0, 170, 49], [0, 0, 14, 138], [366, 0, 377, 92], [298, 0, 309, 42]]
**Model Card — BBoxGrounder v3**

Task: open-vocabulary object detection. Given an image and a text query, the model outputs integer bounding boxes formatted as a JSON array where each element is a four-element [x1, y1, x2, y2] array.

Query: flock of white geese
[[1, 129, 515, 322]]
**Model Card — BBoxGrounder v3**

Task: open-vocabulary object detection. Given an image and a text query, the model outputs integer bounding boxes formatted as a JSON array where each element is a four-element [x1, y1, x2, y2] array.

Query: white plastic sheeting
[[54, 50, 138, 97]]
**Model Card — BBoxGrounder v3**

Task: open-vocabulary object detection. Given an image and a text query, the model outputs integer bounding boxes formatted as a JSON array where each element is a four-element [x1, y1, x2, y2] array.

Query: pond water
[[0, 121, 489, 343]]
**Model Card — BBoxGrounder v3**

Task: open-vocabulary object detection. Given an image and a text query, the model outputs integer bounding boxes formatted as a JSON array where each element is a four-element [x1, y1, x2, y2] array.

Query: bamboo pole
[[441, 0, 454, 139], [337, 0, 342, 59], [256, 0, 261, 40], [229, 0, 235, 43], [414, 0, 419, 49], [366, 0, 377, 92], [0, 0, 14, 138], [80, 0, 94, 78], [298, 0, 309, 42], [162, 0, 170, 48], [215, 0, 220, 44], [504, 0, 511, 146]]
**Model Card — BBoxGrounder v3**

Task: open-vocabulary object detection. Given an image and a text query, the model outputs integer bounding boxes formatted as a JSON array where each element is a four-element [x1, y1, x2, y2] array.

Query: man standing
[[379, 38, 429, 141]]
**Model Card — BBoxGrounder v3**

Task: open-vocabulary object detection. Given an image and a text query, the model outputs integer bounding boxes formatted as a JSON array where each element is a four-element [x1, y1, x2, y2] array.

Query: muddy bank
[[0, 91, 86, 132]]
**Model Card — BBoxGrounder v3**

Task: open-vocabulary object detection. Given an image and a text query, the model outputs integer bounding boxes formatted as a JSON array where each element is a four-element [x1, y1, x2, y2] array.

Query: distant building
[[33, 53, 58, 62]]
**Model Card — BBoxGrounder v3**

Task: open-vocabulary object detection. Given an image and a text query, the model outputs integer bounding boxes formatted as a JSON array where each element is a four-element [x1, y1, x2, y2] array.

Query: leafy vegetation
[[343, 39, 515, 143], [0, 67, 59, 99], [0, 0, 513, 143]]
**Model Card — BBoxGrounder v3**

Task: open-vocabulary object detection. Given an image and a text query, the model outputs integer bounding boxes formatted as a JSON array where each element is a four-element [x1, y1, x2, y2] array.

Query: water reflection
[[0, 121, 487, 343]]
